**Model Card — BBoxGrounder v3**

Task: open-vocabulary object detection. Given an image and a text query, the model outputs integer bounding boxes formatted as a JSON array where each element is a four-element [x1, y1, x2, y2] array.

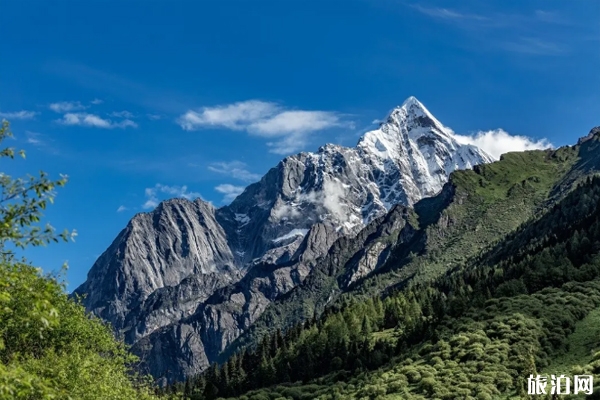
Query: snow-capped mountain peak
[[358, 96, 456, 155], [350, 96, 492, 213], [389, 96, 442, 127], [217, 96, 494, 267], [393, 96, 450, 137]]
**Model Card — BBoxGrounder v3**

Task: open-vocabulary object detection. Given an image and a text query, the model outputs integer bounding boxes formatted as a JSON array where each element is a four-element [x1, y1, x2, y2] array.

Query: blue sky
[[1, 0, 598, 291]]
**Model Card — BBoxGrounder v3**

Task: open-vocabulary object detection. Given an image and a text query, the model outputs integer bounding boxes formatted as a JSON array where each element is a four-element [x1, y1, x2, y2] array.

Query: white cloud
[[49, 101, 87, 113], [142, 198, 158, 210], [178, 100, 278, 131], [208, 161, 261, 182], [57, 113, 138, 129], [264, 132, 308, 155], [143, 183, 202, 209], [116, 205, 127, 212], [272, 179, 350, 223], [249, 110, 343, 136], [110, 110, 135, 119], [454, 129, 553, 160], [22, 131, 60, 155], [321, 180, 349, 223], [90, 98, 104, 105], [147, 114, 162, 120], [302, 180, 349, 222], [25, 131, 44, 146], [0, 110, 38, 120], [215, 184, 245, 203], [272, 203, 301, 220], [177, 100, 350, 154], [412, 5, 488, 21]]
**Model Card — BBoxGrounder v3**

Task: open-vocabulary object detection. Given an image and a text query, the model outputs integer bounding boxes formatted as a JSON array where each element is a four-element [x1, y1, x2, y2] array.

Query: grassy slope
[[545, 306, 600, 375], [338, 147, 582, 319]]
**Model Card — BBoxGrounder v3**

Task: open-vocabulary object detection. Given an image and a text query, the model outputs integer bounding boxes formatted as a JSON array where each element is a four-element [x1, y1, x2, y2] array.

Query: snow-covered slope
[[357, 96, 494, 205]]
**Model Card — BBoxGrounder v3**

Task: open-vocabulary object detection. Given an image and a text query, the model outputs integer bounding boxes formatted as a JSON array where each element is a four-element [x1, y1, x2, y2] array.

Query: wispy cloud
[[0, 110, 38, 120], [412, 5, 488, 22], [45, 62, 193, 114], [454, 129, 552, 159], [411, 5, 576, 57], [147, 114, 162, 120], [23, 131, 60, 155], [499, 37, 564, 56], [178, 100, 277, 130], [177, 100, 352, 154], [116, 205, 128, 212], [25, 131, 45, 146], [57, 113, 138, 129], [533, 10, 571, 25], [90, 98, 104, 105], [110, 110, 135, 119], [215, 184, 245, 203], [142, 183, 202, 209], [412, 5, 569, 28], [49, 101, 87, 113], [207, 161, 261, 182]]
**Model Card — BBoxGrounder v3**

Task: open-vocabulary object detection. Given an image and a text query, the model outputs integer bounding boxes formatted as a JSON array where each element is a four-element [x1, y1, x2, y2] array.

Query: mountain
[[73, 97, 494, 384], [179, 128, 600, 400], [217, 96, 492, 267], [228, 132, 581, 358]]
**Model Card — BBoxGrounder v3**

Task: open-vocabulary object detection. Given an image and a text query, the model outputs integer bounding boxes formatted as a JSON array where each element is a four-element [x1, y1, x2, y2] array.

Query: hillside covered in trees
[[4, 112, 600, 400], [168, 131, 600, 399]]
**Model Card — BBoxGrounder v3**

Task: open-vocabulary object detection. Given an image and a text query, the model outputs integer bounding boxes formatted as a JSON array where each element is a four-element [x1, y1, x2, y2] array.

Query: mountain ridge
[[73, 96, 495, 384]]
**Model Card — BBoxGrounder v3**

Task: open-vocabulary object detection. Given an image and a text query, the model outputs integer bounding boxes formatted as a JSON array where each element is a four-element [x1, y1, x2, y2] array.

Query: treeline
[[220, 282, 600, 399], [167, 175, 600, 399]]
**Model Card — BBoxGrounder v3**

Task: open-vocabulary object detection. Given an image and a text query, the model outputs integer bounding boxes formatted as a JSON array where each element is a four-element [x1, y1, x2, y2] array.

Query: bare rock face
[[73, 97, 493, 385], [73, 198, 240, 338], [132, 210, 408, 386], [578, 126, 600, 144]]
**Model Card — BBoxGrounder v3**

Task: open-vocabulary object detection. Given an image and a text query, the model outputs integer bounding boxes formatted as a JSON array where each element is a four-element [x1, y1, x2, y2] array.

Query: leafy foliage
[[0, 120, 158, 399]]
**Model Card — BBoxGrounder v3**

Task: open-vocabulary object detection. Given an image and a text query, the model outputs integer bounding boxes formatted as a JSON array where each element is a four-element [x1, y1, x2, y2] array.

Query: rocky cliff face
[[73, 198, 241, 339], [73, 96, 493, 384], [132, 210, 408, 385]]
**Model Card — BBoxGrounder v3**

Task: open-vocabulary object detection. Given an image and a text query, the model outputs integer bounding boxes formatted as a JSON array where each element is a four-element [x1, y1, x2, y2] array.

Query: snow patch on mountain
[[234, 213, 250, 225], [272, 229, 310, 243]]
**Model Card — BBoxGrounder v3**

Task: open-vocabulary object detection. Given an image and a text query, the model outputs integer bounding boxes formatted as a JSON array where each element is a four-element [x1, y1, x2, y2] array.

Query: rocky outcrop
[[73, 198, 239, 337], [578, 126, 600, 145]]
